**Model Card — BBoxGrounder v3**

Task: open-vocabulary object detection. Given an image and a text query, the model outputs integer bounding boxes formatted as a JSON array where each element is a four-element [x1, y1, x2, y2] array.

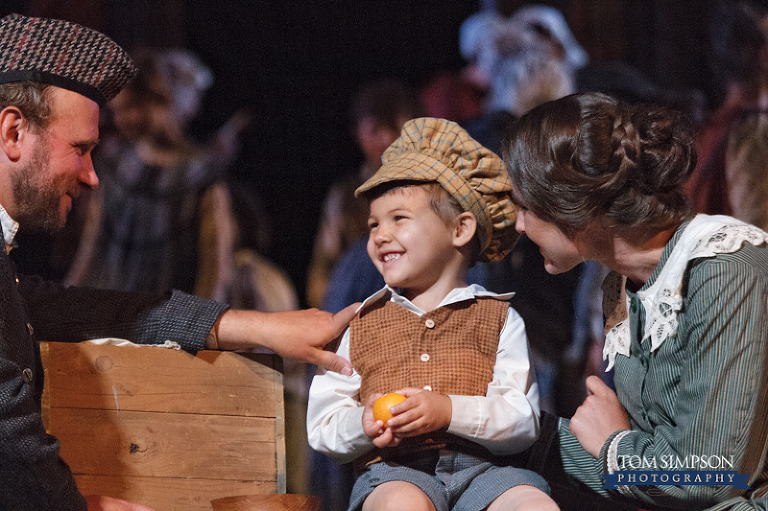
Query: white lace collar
[[602, 214, 768, 371]]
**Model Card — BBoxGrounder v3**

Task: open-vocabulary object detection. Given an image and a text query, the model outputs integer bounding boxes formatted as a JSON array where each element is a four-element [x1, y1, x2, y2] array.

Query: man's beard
[[11, 141, 69, 233]]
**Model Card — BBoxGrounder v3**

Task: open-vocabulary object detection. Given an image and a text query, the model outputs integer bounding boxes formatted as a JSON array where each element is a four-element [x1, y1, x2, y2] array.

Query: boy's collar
[[357, 284, 514, 315]]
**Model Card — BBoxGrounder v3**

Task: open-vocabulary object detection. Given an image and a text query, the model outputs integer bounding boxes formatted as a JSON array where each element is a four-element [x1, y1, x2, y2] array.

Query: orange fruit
[[372, 392, 406, 426]]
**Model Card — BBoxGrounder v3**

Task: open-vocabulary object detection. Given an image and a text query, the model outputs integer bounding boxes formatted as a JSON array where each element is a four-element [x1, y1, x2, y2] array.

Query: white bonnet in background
[[160, 48, 214, 124], [461, 4, 589, 116], [509, 4, 588, 70]]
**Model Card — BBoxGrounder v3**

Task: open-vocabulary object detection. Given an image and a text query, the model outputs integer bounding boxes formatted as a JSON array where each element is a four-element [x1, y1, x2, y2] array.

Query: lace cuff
[[602, 429, 636, 497]]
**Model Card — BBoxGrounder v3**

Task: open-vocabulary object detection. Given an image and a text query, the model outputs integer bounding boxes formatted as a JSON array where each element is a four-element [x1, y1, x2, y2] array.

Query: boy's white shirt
[[306, 283, 540, 464]]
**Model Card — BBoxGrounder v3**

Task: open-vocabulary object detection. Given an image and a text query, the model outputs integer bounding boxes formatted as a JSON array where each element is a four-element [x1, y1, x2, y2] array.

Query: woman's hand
[[569, 376, 631, 457], [385, 387, 452, 438]]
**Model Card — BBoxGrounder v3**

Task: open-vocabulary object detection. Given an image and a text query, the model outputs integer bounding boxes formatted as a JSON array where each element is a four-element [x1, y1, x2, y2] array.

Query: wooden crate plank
[[50, 408, 278, 481], [41, 342, 283, 417], [74, 474, 275, 511], [40, 342, 288, 498]]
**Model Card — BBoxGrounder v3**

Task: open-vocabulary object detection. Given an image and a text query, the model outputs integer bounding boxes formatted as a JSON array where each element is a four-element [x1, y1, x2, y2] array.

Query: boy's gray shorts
[[347, 448, 549, 511]]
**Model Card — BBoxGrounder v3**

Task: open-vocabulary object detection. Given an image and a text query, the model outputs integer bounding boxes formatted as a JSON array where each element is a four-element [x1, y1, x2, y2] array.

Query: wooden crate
[[40, 341, 286, 511]]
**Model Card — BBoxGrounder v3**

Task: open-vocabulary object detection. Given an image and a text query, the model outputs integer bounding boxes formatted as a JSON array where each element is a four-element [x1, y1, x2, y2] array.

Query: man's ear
[[0, 106, 27, 162], [453, 211, 477, 249]]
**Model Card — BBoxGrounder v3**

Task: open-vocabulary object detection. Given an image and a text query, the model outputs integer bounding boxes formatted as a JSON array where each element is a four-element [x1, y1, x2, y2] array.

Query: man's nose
[[80, 154, 99, 188]]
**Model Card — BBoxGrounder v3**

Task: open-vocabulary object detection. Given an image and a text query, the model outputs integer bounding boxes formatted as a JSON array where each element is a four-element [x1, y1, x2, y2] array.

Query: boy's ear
[[0, 106, 27, 162], [452, 211, 477, 249]]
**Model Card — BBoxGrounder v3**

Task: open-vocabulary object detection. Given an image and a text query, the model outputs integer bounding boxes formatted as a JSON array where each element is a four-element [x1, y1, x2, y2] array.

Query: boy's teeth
[[384, 253, 400, 262]]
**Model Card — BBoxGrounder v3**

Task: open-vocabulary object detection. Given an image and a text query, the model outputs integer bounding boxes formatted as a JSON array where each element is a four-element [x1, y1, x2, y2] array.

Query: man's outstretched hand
[[216, 302, 359, 375]]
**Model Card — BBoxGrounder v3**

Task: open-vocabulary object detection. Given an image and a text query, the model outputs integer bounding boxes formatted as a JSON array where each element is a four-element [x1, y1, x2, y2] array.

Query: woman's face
[[515, 207, 583, 274]]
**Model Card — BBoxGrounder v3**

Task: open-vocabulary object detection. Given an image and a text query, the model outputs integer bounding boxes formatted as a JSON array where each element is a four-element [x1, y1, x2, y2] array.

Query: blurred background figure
[[462, 3, 588, 146], [685, 0, 768, 231], [66, 47, 227, 296], [305, 78, 419, 310], [64, 47, 272, 305], [417, 1, 516, 124], [462, 3, 587, 118]]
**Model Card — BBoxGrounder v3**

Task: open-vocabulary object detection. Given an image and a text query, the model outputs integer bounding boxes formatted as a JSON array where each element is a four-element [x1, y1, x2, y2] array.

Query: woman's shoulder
[[675, 242, 768, 369], [675, 216, 768, 279], [689, 237, 768, 273], [685, 239, 768, 300]]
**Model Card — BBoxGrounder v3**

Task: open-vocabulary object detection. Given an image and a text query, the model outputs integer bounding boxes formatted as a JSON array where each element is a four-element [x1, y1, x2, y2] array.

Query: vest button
[[424, 319, 435, 329], [22, 368, 33, 382], [423, 385, 432, 391], [420, 353, 430, 362], [26, 323, 34, 336]]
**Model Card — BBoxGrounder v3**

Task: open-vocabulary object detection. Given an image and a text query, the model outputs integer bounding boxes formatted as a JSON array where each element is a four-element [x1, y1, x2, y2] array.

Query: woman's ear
[[453, 211, 477, 249], [0, 106, 27, 162]]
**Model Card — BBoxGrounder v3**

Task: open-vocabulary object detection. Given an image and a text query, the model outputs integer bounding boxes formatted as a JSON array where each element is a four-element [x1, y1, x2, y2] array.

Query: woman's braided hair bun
[[502, 92, 696, 234], [598, 99, 696, 229]]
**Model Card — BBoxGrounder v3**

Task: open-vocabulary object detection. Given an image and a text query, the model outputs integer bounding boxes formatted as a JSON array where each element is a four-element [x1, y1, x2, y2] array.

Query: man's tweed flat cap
[[0, 13, 137, 105]]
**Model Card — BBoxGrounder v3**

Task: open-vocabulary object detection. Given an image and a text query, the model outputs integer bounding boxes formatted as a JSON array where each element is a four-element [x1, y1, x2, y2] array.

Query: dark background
[[1, 0, 717, 304]]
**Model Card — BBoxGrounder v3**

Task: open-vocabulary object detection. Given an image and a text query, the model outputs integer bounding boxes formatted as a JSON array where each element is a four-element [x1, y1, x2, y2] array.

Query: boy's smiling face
[[366, 185, 460, 297]]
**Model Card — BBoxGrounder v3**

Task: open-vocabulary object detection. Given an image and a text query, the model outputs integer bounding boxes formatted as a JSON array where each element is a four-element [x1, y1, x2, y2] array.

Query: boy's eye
[[368, 222, 378, 230]]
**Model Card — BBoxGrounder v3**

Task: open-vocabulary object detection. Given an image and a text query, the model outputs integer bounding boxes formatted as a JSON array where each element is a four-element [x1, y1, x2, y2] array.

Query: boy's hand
[[385, 387, 452, 437], [361, 393, 401, 448]]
